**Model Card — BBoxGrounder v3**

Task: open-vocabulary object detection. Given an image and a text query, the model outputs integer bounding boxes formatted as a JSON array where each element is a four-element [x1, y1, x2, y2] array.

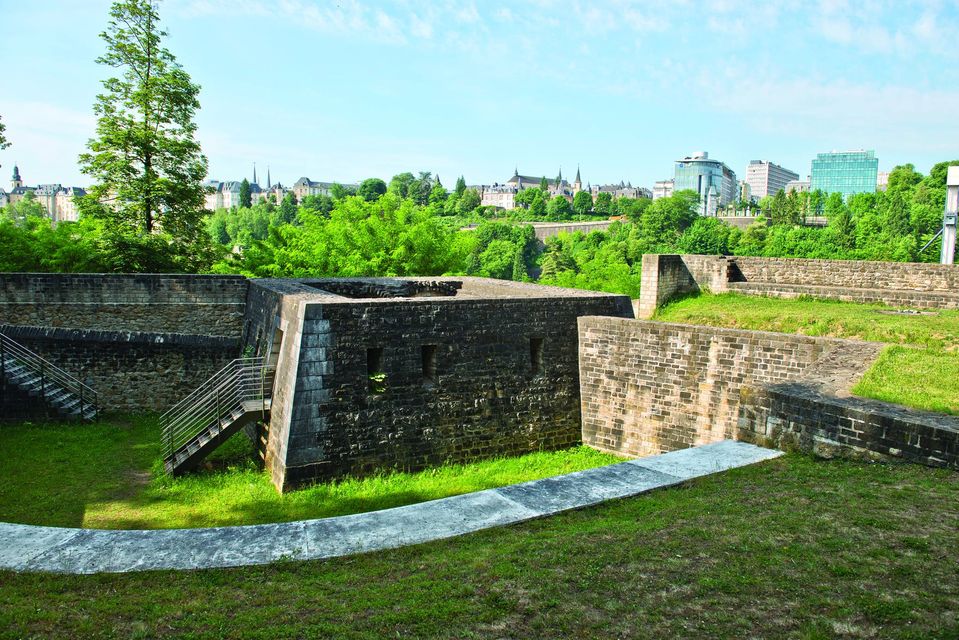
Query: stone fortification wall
[[0, 325, 235, 412], [0, 274, 248, 414], [729, 256, 959, 292], [579, 316, 958, 469], [578, 316, 846, 457], [0, 273, 248, 336], [636, 254, 728, 319], [257, 278, 633, 491], [638, 254, 959, 316]]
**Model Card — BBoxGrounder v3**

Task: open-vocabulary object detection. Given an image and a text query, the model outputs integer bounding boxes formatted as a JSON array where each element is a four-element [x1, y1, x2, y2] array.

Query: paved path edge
[[1, 440, 782, 574]]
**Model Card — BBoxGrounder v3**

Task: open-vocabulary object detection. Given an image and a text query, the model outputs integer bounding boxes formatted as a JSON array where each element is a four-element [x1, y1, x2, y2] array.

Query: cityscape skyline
[[1, 1, 957, 188]]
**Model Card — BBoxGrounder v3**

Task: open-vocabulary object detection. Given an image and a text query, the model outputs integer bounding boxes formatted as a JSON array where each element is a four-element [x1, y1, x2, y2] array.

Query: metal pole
[[942, 166, 959, 265]]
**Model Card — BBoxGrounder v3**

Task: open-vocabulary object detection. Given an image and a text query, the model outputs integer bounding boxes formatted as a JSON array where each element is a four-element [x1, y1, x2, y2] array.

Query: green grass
[[853, 346, 959, 415], [655, 293, 959, 415], [1, 454, 956, 639], [0, 416, 621, 530]]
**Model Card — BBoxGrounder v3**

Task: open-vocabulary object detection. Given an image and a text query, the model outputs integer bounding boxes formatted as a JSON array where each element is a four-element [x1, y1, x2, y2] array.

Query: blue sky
[[1, 0, 957, 190]]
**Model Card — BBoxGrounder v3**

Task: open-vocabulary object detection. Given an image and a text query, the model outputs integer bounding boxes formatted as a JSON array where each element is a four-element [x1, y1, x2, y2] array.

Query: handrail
[[0, 331, 99, 421], [159, 357, 274, 468]]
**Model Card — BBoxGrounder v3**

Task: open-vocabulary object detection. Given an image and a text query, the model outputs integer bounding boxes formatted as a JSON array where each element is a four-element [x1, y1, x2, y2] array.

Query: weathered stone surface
[[579, 316, 958, 470], [0, 273, 248, 413], [578, 316, 856, 458], [248, 277, 633, 492], [638, 254, 959, 316]]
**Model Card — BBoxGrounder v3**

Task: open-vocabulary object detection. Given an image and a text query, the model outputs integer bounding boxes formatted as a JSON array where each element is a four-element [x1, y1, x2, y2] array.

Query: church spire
[[12, 163, 22, 189], [574, 165, 581, 184], [253, 162, 257, 185], [267, 166, 271, 189]]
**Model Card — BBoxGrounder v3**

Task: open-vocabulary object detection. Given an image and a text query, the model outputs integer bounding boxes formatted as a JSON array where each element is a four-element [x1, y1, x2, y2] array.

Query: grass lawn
[[0, 416, 620, 530], [1, 454, 956, 638], [655, 293, 959, 415]]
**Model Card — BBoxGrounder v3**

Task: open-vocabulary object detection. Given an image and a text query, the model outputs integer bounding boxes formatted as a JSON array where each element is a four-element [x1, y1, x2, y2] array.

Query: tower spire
[[253, 162, 257, 185], [267, 165, 271, 189]]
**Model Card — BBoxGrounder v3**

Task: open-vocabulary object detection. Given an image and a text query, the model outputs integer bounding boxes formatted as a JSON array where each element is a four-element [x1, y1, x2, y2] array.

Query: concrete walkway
[[0, 440, 781, 574]]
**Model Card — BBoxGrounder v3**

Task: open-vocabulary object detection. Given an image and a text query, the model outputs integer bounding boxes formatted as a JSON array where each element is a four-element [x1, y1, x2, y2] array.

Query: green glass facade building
[[810, 150, 879, 199]]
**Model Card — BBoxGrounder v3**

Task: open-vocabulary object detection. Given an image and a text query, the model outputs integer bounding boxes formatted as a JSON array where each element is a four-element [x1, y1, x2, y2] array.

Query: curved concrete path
[[1, 441, 780, 574]]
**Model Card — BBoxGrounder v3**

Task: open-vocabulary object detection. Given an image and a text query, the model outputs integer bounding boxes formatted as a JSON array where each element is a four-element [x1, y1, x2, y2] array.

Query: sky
[[1, 0, 957, 190]]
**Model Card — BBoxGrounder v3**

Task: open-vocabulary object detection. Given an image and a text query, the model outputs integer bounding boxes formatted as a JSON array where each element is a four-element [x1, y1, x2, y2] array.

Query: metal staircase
[[160, 357, 275, 475], [0, 331, 98, 421]]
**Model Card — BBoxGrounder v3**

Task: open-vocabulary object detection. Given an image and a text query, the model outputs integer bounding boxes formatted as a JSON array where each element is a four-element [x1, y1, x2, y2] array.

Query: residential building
[[652, 179, 674, 200], [672, 151, 738, 216], [810, 150, 879, 199], [745, 160, 799, 200], [205, 166, 292, 210], [480, 183, 519, 210], [877, 171, 890, 192], [6, 165, 86, 222], [291, 176, 358, 201], [480, 167, 646, 210], [204, 180, 265, 210], [589, 181, 651, 200]]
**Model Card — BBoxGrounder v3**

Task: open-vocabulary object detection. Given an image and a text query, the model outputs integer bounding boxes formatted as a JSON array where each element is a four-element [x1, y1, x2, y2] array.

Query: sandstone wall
[[579, 316, 958, 470], [729, 256, 959, 291], [578, 316, 860, 457], [638, 254, 959, 315]]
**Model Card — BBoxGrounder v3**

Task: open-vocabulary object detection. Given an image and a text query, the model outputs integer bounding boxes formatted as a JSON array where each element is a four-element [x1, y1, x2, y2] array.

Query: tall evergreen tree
[[78, 0, 213, 271], [540, 176, 549, 191], [454, 175, 467, 197], [239, 178, 252, 209]]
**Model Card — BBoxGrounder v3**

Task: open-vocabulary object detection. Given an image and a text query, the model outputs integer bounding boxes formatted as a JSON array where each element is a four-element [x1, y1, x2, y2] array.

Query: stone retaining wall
[[637, 255, 959, 317], [578, 316, 958, 469], [0, 274, 248, 414], [0, 325, 237, 412], [578, 316, 854, 456], [729, 256, 959, 292], [0, 273, 248, 336]]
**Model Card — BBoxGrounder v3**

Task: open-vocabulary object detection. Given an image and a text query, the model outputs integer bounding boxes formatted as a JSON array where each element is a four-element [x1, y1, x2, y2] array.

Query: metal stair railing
[[159, 357, 275, 468], [0, 331, 99, 421]]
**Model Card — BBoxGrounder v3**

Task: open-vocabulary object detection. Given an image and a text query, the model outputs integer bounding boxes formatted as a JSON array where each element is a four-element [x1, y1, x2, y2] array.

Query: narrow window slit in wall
[[422, 344, 437, 385], [530, 337, 544, 375], [367, 347, 385, 393]]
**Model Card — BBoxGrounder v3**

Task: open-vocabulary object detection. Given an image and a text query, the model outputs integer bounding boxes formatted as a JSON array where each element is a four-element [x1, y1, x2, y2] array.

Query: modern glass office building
[[673, 151, 737, 216], [809, 150, 879, 199]]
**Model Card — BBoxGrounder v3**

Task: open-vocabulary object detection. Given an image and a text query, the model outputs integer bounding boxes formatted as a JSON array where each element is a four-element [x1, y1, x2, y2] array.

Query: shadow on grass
[[2, 416, 620, 530]]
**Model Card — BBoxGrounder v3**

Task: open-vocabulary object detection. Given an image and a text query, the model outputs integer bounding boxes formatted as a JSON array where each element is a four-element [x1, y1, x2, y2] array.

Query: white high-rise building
[[652, 179, 674, 200], [745, 160, 799, 200]]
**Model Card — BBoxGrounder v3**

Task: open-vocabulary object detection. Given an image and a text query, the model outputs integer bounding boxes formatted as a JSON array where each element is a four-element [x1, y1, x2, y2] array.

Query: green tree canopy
[[547, 195, 573, 220], [78, 0, 214, 272], [358, 178, 387, 202], [572, 190, 594, 216], [454, 176, 467, 197]]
